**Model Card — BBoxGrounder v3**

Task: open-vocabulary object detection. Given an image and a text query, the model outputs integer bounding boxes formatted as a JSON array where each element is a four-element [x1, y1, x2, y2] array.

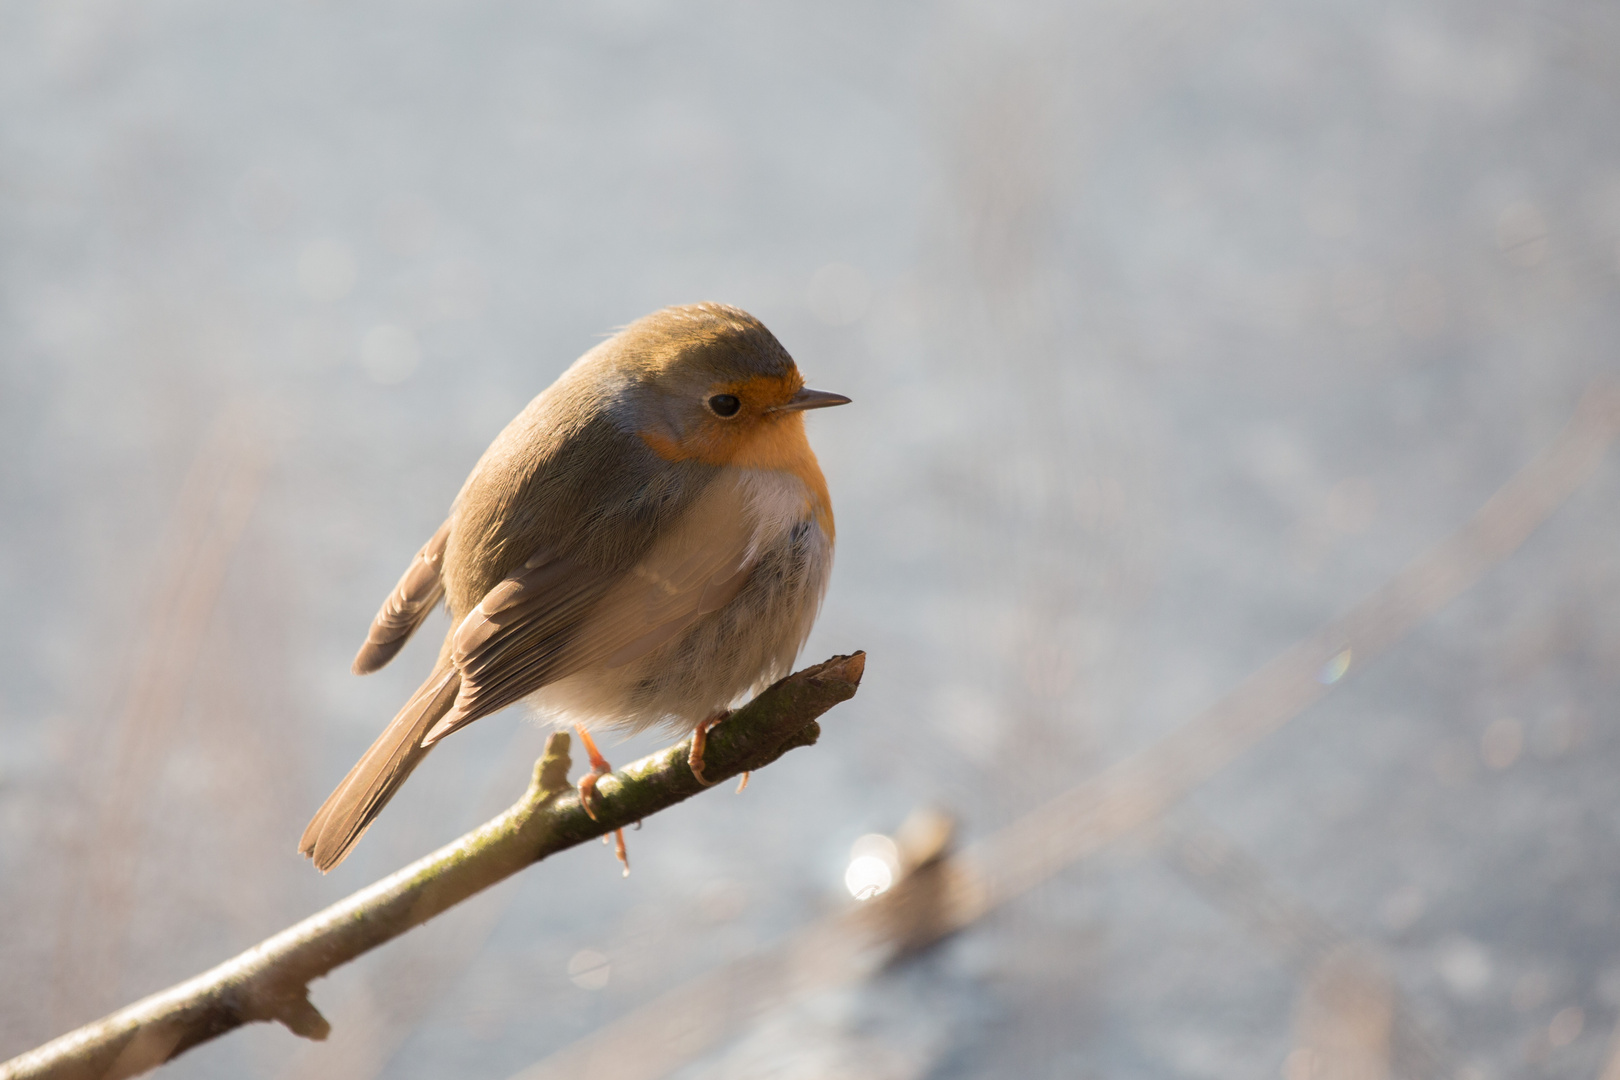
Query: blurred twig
[[512, 383, 1620, 1080], [0, 653, 865, 1080], [1159, 815, 1449, 1080], [951, 385, 1620, 921]]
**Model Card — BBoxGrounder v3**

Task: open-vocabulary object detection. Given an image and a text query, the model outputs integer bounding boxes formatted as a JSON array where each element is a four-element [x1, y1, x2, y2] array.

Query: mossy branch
[[1, 652, 866, 1080]]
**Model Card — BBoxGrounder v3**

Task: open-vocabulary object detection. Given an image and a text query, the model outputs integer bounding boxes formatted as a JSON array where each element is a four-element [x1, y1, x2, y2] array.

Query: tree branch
[[1, 652, 866, 1080]]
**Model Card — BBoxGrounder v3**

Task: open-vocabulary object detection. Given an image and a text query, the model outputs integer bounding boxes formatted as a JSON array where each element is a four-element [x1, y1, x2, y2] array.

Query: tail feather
[[300, 664, 462, 872]]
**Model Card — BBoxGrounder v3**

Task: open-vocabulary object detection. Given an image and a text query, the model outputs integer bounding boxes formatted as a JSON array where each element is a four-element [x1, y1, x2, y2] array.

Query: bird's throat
[[639, 413, 834, 539]]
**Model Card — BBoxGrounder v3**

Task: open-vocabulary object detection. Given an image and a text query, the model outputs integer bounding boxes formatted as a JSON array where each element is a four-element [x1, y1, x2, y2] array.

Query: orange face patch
[[730, 372, 806, 413], [637, 372, 804, 465], [638, 371, 834, 537]]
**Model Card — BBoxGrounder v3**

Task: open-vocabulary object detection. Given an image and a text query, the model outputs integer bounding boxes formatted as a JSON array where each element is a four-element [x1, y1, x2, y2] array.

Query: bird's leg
[[573, 725, 612, 818], [574, 725, 628, 876], [688, 709, 731, 786]]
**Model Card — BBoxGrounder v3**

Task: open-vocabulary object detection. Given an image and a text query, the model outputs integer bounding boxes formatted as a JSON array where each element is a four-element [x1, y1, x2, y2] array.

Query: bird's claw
[[689, 710, 730, 787], [577, 771, 603, 821]]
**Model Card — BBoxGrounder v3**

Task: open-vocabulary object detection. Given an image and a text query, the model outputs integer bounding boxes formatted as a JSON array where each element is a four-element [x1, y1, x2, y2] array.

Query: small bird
[[300, 303, 849, 872]]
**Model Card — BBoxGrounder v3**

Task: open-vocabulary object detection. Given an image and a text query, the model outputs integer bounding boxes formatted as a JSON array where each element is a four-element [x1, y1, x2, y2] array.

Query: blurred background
[[5, 0, 1620, 1077]]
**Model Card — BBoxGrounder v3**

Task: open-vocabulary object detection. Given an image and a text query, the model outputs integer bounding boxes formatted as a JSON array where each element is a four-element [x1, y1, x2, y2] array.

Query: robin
[[299, 303, 849, 873]]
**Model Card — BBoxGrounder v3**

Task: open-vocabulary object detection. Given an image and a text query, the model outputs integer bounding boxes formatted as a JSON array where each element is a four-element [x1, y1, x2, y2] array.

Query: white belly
[[525, 466, 834, 735]]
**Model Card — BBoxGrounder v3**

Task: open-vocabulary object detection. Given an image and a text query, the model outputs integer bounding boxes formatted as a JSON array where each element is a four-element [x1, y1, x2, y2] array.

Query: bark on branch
[[2, 652, 866, 1080]]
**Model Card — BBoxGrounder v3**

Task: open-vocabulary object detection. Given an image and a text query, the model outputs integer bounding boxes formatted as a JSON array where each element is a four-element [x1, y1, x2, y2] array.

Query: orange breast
[[640, 410, 834, 540]]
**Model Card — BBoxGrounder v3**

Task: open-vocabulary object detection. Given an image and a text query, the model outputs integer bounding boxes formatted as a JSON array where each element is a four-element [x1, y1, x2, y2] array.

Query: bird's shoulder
[[443, 362, 717, 612]]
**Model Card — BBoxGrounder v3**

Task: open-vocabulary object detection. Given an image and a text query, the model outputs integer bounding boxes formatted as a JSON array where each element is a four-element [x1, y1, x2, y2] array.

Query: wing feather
[[352, 520, 452, 675], [421, 476, 761, 744]]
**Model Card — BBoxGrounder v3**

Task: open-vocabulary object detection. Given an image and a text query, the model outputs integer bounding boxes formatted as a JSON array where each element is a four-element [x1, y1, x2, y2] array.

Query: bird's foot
[[688, 710, 731, 786], [574, 725, 628, 876]]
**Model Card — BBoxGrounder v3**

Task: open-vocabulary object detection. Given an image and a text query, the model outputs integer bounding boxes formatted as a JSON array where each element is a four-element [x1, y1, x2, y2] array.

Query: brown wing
[[421, 476, 758, 744], [299, 662, 462, 872], [352, 520, 451, 675]]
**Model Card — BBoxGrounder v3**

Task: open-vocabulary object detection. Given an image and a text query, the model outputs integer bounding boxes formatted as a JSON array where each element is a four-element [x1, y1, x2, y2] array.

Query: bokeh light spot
[[1437, 936, 1492, 998], [844, 855, 893, 900], [1548, 1005, 1583, 1047], [1318, 648, 1352, 685], [845, 833, 901, 900]]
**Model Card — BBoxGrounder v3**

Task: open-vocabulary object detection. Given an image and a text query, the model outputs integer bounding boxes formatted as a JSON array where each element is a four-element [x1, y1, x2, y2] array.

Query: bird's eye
[[707, 394, 742, 418]]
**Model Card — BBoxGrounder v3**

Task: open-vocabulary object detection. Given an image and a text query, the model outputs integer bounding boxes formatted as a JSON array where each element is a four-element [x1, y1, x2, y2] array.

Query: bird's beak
[[775, 387, 852, 413]]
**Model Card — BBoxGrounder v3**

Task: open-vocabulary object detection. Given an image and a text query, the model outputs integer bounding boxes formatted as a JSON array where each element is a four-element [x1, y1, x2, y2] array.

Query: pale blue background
[[4, 1, 1620, 1077]]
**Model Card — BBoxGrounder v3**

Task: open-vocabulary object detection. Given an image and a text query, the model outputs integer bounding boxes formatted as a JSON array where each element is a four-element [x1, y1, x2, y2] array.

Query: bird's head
[[606, 302, 850, 467]]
